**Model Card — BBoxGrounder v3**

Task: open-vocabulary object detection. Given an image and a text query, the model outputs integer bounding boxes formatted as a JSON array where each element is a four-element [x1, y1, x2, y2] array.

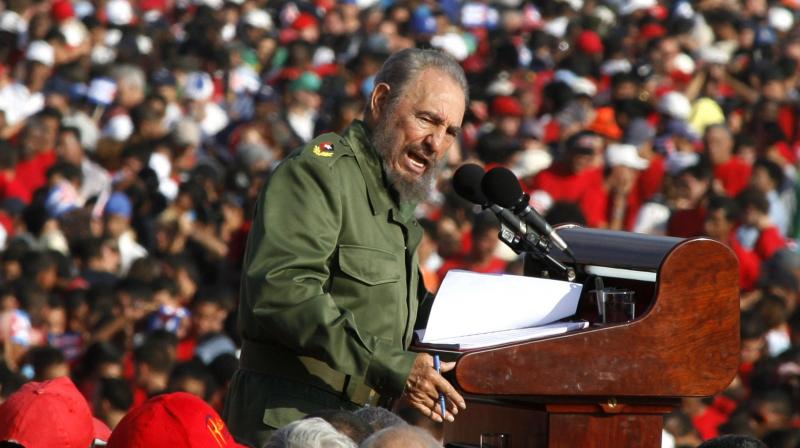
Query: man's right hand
[[401, 353, 466, 423]]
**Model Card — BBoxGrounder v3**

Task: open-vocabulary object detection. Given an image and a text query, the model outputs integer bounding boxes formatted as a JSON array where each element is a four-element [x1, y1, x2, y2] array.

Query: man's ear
[[370, 83, 391, 120]]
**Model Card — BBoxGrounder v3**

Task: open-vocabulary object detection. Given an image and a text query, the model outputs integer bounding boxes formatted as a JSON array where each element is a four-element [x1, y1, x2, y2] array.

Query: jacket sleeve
[[242, 155, 416, 396]]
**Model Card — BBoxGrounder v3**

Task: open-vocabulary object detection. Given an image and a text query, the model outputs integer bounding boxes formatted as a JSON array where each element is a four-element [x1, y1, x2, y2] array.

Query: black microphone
[[481, 166, 574, 259], [452, 163, 489, 206], [452, 163, 532, 243]]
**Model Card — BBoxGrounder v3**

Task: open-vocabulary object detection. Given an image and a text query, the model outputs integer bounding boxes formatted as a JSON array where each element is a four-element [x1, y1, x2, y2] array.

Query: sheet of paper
[[417, 321, 589, 349], [421, 270, 583, 343]]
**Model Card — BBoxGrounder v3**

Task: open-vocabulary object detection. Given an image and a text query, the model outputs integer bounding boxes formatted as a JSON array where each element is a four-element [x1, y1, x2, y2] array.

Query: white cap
[[312, 46, 335, 67], [149, 151, 172, 181], [670, 53, 695, 76], [606, 143, 650, 170], [25, 40, 54, 66], [106, 0, 133, 26], [571, 77, 597, 96], [183, 72, 214, 101], [658, 91, 692, 121], [244, 9, 273, 31], [87, 77, 117, 106], [696, 46, 730, 65], [102, 114, 134, 141], [768, 7, 794, 33], [431, 33, 469, 61], [666, 151, 699, 175], [0, 10, 26, 34], [542, 16, 568, 38], [620, 0, 656, 15]]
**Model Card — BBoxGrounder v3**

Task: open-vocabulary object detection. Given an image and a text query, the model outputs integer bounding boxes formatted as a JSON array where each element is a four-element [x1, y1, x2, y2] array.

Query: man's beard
[[371, 122, 442, 203]]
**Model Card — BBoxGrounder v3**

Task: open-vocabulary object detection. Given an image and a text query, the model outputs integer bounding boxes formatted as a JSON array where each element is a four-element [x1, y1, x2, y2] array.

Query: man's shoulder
[[288, 132, 356, 168]]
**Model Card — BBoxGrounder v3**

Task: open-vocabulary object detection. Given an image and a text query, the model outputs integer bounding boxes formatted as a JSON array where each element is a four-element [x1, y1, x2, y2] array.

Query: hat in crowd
[[606, 143, 650, 170], [566, 130, 602, 155], [658, 91, 692, 121], [0, 377, 110, 447], [291, 12, 318, 31], [0, 10, 26, 34], [491, 96, 524, 117], [412, 6, 437, 35], [87, 77, 117, 106], [768, 7, 794, 32], [52, 0, 76, 22], [431, 32, 470, 61], [244, 9, 273, 31], [107, 392, 247, 448], [576, 30, 603, 54], [26, 40, 55, 67], [620, 0, 656, 15], [105, 0, 134, 26], [105, 191, 132, 218], [183, 72, 215, 101], [102, 114, 134, 141], [588, 108, 622, 140], [665, 151, 699, 175], [289, 71, 322, 93]]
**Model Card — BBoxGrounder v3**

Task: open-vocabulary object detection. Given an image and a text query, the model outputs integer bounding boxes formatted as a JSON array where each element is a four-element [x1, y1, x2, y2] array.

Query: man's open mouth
[[404, 151, 430, 175]]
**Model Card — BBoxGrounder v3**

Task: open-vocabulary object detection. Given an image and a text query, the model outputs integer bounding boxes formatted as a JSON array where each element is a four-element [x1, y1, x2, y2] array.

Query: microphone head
[[452, 163, 488, 205], [481, 167, 524, 209]]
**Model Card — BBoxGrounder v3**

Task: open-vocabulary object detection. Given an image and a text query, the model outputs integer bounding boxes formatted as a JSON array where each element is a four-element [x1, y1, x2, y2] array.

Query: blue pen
[[433, 354, 446, 420]]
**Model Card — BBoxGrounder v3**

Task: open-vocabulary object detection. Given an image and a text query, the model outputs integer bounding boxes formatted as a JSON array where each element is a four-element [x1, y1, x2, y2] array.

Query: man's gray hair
[[264, 417, 358, 448], [359, 425, 440, 448], [372, 48, 468, 112], [353, 406, 406, 433], [112, 64, 146, 91]]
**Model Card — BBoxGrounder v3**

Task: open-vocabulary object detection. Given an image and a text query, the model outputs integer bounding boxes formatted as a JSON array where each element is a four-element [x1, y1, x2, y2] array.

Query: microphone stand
[[497, 224, 576, 282]]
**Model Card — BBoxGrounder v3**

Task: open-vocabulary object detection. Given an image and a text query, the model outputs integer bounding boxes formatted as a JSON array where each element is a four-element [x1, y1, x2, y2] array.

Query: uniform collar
[[342, 120, 395, 216]]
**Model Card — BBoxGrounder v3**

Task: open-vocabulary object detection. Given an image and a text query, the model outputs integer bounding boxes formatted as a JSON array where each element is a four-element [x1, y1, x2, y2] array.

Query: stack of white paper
[[418, 270, 585, 349]]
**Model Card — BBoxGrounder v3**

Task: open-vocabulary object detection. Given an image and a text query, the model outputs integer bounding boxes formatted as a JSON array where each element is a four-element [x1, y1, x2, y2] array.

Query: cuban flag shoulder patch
[[312, 141, 335, 157]]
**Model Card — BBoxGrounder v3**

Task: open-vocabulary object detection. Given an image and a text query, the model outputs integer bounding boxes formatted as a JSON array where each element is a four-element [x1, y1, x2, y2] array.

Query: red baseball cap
[[491, 96, 524, 118], [576, 30, 604, 55], [0, 377, 110, 448], [107, 392, 247, 448], [292, 12, 318, 31]]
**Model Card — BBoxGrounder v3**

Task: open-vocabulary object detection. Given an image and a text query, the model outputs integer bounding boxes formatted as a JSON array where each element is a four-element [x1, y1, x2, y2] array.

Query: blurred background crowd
[[1, 0, 800, 445]]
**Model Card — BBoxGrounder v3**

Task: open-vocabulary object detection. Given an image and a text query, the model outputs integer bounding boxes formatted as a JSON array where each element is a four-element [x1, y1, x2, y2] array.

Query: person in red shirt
[[705, 124, 752, 198], [14, 111, 59, 198], [703, 196, 760, 291], [737, 187, 788, 262], [437, 211, 507, 281], [526, 130, 608, 227], [667, 162, 714, 238]]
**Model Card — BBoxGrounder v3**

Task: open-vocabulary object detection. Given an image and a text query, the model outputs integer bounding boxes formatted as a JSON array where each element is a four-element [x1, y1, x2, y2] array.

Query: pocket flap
[[338, 244, 401, 285]]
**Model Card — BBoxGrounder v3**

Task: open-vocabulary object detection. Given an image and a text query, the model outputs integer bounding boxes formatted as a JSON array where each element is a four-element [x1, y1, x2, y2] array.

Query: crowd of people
[[1, 0, 800, 446]]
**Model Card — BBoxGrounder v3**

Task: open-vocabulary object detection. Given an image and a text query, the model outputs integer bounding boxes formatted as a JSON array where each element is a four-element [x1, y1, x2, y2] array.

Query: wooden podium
[[437, 228, 741, 447]]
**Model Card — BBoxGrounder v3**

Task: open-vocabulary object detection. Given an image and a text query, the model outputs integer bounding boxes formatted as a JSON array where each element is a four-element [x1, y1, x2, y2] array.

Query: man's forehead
[[410, 70, 466, 123]]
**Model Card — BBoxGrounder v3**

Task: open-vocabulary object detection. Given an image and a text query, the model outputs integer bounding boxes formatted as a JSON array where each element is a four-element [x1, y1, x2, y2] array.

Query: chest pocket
[[338, 244, 402, 285]]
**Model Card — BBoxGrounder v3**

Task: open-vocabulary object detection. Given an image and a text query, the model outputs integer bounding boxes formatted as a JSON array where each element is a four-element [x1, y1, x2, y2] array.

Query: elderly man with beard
[[223, 48, 467, 447]]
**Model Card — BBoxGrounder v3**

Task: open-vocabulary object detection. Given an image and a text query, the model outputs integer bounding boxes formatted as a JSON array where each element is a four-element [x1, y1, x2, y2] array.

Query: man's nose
[[424, 128, 447, 155]]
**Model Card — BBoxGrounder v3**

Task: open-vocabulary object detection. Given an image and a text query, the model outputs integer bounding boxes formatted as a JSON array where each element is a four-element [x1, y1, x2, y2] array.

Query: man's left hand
[[401, 353, 466, 423]]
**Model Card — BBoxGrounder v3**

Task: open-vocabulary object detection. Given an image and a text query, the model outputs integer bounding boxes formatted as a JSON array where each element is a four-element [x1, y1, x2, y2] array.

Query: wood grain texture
[[455, 237, 740, 398], [547, 413, 664, 448]]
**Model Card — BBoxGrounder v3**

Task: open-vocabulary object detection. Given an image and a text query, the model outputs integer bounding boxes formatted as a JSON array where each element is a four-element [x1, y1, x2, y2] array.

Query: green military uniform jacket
[[227, 120, 425, 442]]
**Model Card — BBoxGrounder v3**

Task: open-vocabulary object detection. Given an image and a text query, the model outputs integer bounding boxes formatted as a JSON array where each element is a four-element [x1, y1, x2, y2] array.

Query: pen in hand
[[433, 354, 446, 420]]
